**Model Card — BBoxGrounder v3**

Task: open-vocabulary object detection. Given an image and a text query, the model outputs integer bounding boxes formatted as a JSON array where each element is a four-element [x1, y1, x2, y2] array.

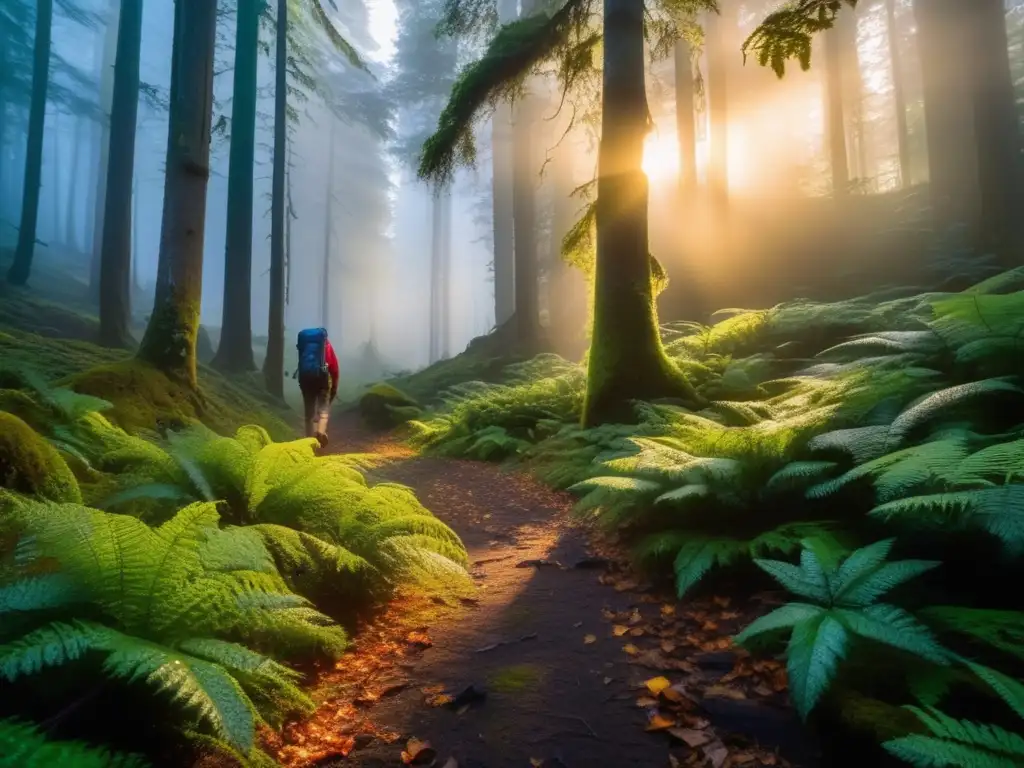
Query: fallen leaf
[[661, 683, 695, 705], [421, 684, 446, 695], [425, 693, 453, 707], [661, 641, 676, 654], [668, 755, 682, 768], [667, 728, 712, 748], [636, 695, 660, 708], [400, 738, 436, 765], [630, 627, 646, 637], [704, 685, 746, 700], [530, 759, 543, 767], [701, 620, 719, 632], [603, 677, 613, 685], [628, 608, 643, 625], [703, 740, 729, 768], [573, 621, 583, 628], [601, 607, 617, 621], [612, 624, 629, 637], [712, 596, 731, 608], [623, 644, 641, 657], [645, 712, 678, 731], [406, 631, 433, 648], [584, 634, 597, 645], [732, 754, 757, 765], [644, 676, 672, 695], [661, 604, 676, 617]]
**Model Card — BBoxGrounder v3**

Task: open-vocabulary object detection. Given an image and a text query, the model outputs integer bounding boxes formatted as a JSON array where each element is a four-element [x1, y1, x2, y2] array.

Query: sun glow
[[642, 130, 680, 183]]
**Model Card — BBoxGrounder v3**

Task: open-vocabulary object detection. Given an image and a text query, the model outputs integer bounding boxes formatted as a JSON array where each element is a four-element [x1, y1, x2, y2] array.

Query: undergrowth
[[0, 374, 469, 765], [401, 266, 1024, 766]]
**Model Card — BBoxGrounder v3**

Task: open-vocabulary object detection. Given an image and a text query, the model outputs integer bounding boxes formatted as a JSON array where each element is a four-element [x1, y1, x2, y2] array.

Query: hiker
[[294, 327, 339, 447]]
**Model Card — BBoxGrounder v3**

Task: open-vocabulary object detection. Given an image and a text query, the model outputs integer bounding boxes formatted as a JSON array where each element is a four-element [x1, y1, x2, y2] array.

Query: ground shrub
[[0, 412, 81, 503], [358, 382, 422, 430]]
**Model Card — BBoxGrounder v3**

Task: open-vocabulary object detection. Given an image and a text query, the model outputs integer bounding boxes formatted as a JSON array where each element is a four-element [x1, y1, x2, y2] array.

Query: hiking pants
[[299, 377, 332, 438]]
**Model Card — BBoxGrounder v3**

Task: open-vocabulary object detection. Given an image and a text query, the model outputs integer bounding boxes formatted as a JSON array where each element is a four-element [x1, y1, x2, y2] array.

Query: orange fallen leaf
[[636, 695, 660, 708], [628, 608, 643, 625], [612, 624, 629, 637], [712, 596, 731, 608], [661, 641, 676, 654], [661, 683, 695, 705], [630, 627, 646, 637], [584, 634, 597, 645], [661, 604, 676, 616], [400, 738, 436, 765], [406, 631, 432, 648], [425, 693, 453, 707], [644, 676, 672, 695], [645, 712, 678, 731], [623, 643, 641, 656]]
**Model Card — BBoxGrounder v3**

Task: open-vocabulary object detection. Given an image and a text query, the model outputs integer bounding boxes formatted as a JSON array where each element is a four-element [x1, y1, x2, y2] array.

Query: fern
[[0, 719, 147, 768], [735, 539, 948, 719], [883, 707, 1024, 768]]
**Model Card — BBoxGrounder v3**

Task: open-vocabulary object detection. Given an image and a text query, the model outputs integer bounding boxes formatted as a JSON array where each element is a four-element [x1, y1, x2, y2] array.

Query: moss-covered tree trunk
[[581, 0, 698, 427], [969, 0, 1023, 267], [884, 0, 910, 187], [7, 0, 52, 286], [674, 38, 697, 196], [263, 0, 288, 398], [212, 0, 261, 373], [99, 0, 143, 349], [136, 0, 217, 388]]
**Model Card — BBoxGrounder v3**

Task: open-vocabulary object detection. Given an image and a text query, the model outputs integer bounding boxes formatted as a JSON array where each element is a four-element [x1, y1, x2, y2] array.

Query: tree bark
[[89, 0, 122, 298], [263, 0, 288, 398], [65, 117, 83, 251], [8, 0, 53, 286], [912, 0, 979, 231], [824, 13, 849, 197], [136, 0, 217, 387], [99, 0, 143, 349], [582, 0, 699, 427], [705, 7, 729, 212], [511, 79, 540, 347], [212, 0, 261, 372], [969, 0, 1023, 266], [490, 0, 517, 328], [321, 117, 336, 329], [674, 38, 697, 196], [429, 189, 444, 364], [884, 0, 910, 187]]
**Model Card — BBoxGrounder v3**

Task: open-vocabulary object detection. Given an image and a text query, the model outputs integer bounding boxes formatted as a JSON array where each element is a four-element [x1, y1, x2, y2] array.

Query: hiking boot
[[314, 432, 329, 449]]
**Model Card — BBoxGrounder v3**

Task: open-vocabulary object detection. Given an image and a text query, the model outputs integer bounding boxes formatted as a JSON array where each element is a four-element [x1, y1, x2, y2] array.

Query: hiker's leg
[[301, 387, 316, 437], [315, 388, 330, 437]]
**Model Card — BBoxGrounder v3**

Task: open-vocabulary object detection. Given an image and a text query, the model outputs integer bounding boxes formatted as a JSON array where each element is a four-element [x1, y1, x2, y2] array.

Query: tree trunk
[[490, 0, 517, 329], [0, 29, 6, 224], [705, 7, 729, 212], [885, 0, 910, 187], [970, 0, 1023, 266], [51, 109, 62, 244], [132, 175, 141, 292], [321, 117, 336, 329], [824, 13, 849, 197], [263, 0, 288, 398], [674, 39, 697, 196], [285, 141, 295, 306], [582, 0, 698, 427], [511, 82, 540, 346], [8, 0, 53, 286], [440, 188, 452, 359], [212, 0, 261, 372], [136, 0, 217, 387], [912, 0, 979, 231], [429, 190, 443, 364], [65, 117, 83, 251], [89, 0, 122, 298], [99, 0, 143, 349]]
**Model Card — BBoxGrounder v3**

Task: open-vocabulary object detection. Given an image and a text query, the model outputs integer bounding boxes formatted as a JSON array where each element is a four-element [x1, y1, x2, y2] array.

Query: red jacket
[[325, 339, 339, 400]]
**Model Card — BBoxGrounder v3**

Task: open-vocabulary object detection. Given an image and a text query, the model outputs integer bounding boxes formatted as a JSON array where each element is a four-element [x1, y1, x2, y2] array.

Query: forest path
[[272, 414, 816, 768]]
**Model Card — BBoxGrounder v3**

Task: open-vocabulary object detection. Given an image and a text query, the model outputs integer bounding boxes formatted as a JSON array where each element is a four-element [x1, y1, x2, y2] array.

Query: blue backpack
[[295, 328, 329, 382]]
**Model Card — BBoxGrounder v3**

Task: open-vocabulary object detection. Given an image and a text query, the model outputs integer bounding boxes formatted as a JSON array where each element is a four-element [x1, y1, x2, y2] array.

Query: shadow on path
[[289, 415, 818, 768]]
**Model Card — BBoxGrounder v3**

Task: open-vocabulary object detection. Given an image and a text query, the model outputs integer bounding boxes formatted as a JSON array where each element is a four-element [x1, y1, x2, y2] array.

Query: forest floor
[[266, 414, 819, 768]]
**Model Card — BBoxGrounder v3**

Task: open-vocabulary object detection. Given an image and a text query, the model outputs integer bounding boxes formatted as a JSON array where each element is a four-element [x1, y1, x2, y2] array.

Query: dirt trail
[[277, 416, 818, 768]]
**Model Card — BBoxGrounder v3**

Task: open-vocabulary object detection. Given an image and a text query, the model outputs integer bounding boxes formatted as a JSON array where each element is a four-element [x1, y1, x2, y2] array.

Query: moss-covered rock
[[0, 389, 49, 432], [0, 412, 81, 503], [358, 383, 422, 430]]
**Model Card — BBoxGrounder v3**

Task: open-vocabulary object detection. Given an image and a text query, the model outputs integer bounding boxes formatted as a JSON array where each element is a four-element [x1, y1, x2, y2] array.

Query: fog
[[3, 0, 1024, 393]]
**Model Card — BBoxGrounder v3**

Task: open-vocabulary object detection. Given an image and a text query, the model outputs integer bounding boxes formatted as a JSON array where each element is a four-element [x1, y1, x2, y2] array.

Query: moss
[[487, 664, 545, 693], [60, 359, 294, 440], [137, 285, 202, 388], [358, 383, 422, 430], [0, 412, 81, 503], [0, 389, 50, 432]]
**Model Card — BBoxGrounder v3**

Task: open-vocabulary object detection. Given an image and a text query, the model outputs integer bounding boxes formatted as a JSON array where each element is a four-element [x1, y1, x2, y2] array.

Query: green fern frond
[[884, 707, 1024, 768], [920, 607, 1024, 661], [0, 719, 147, 768]]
